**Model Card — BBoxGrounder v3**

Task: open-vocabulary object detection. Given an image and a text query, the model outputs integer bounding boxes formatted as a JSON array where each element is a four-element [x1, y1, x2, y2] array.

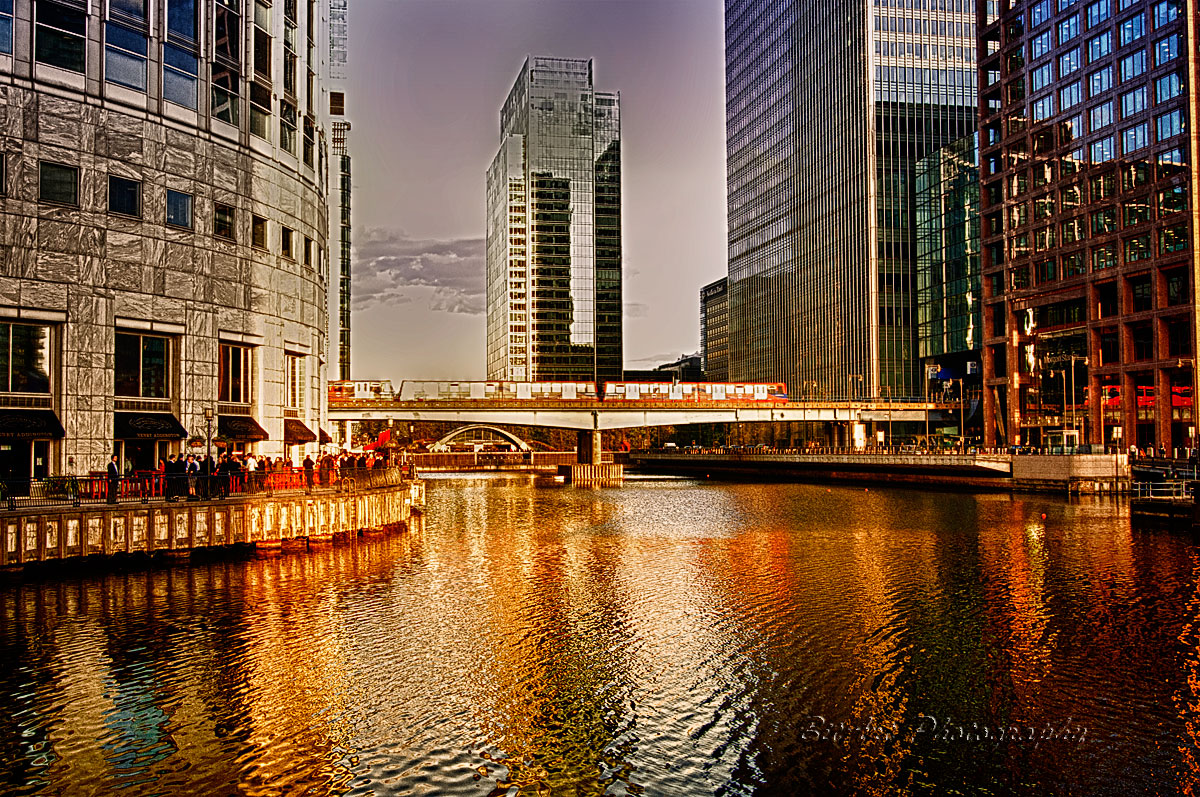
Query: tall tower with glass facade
[[329, 0, 351, 381], [486, 57, 622, 383], [724, 1, 976, 400]]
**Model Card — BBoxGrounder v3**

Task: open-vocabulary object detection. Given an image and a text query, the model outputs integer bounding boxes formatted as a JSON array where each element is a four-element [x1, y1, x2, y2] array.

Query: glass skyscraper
[[725, 0, 976, 400], [916, 134, 982, 375], [486, 57, 622, 383]]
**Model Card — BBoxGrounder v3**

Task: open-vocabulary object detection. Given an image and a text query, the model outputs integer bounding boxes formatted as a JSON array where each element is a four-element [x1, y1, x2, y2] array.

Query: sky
[[346, 0, 728, 383]]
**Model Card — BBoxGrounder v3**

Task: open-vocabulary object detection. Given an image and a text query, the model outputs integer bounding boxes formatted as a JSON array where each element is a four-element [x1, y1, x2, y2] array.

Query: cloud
[[353, 227, 485, 314]]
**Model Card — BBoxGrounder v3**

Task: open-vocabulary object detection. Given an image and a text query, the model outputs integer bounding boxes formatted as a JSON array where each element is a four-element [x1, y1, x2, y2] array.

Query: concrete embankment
[[0, 480, 425, 570], [630, 452, 1130, 494]]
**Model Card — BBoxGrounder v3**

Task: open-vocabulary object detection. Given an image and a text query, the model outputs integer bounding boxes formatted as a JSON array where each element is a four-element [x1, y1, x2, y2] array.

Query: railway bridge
[[327, 398, 960, 462]]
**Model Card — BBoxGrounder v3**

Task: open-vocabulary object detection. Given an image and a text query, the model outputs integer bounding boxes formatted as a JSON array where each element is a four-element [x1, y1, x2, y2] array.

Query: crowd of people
[[108, 450, 397, 501]]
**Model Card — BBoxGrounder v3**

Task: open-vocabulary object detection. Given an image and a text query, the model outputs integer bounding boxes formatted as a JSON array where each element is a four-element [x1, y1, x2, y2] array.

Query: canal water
[[0, 474, 1197, 795]]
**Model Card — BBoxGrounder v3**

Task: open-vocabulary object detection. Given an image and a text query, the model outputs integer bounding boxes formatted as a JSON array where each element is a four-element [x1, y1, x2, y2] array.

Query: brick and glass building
[[724, 0, 976, 400], [0, 0, 332, 480], [486, 57, 622, 384], [978, 0, 1193, 451]]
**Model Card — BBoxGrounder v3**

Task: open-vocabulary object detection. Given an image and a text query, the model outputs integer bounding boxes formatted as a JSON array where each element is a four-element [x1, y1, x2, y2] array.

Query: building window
[[253, 0, 271, 79], [1122, 196, 1151, 227], [1155, 33, 1179, 66], [280, 100, 297, 154], [35, 1, 86, 73], [251, 215, 268, 249], [108, 175, 141, 217], [39, 161, 78, 206], [212, 65, 240, 125], [285, 354, 303, 409], [0, 0, 13, 54], [281, 226, 294, 259], [1166, 270, 1189, 305], [1157, 109, 1185, 141], [110, 0, 146, 20], [1092, 244, 1117, 270], [330, 91, 345, 116], [1161, 222, 1188, 253], [1124, 234, 1151, 262], [214, 203, 236, 240], [105, 24, 148, 91], [115, 333, 169, 398], [250, 82, 271, 140], [166, 190, 193, 229], [214, 0, 240, 64], [219, 343, 253, 404], [1159, 185, 1187, 215], [166, 0, 196, 40], [303, 236, 313, 267], [303, 116, 315, 166], [163, 44, 199, 108], [0, 324, 52, 394]]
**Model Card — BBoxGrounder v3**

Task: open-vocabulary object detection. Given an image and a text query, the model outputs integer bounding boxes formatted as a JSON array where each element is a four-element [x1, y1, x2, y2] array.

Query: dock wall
[[0, 481, 425, 569]]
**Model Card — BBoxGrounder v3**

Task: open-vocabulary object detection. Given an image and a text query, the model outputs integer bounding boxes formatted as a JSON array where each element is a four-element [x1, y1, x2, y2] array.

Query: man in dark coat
[[107, 454, 120, 504], [303, 454, 315, 493]]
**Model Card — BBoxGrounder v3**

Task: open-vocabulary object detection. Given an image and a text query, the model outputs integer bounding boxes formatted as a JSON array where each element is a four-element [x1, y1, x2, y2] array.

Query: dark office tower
[[486, 57, 622, 383], [701, 278, 730, 382], [916, 135, 982, 386], [725, 1, 976, 400], [978, 0, 1193, 452]]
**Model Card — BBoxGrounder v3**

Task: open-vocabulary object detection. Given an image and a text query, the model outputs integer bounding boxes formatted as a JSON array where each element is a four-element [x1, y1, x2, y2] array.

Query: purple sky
[[347, 0, 727, 382]]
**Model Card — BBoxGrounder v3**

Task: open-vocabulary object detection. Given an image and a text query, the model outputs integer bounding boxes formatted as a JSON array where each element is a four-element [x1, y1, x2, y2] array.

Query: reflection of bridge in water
[[329, 397, 960, 462]]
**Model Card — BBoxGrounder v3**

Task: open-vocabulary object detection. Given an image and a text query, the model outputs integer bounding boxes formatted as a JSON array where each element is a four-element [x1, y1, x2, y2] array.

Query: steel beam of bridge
[[327, 400, 954, 431]]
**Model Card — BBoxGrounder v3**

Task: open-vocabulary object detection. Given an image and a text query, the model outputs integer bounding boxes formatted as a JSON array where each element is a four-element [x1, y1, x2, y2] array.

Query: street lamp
[[203, 407, 214, 464], [848, 374, 863, 401]]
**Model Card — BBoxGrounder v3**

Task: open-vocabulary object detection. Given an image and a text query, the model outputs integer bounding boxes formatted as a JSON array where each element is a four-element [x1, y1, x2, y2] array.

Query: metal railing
[[0, 466, 410, 512], [404, 451, 579, 469], [1132, 480, 1194, 500]]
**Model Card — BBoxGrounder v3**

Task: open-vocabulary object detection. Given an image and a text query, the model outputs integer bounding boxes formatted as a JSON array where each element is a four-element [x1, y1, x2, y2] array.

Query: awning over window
[[284, 419, 317, 444], [218, 415, 269, 441], [318, 427, 332, 445], [0, 409, 65, 439], [114, 411, 187, 440]]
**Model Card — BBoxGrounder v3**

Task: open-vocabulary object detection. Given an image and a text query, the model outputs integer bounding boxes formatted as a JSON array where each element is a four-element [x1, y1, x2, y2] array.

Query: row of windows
[[1004, 223, 1187, 285], [25, 160, 320, 269], [0, 321, 307, 413], [21, 1, 321, 170]]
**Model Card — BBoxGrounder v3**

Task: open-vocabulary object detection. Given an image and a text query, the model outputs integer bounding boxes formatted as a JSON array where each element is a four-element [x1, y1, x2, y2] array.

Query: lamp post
[[203, 407, 214, 464]]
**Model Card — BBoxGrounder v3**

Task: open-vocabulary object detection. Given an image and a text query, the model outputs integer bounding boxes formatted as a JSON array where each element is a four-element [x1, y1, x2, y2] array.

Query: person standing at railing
[[244, 453, 257, 493], [106, 455, 120, 504], [303, 454, 315, 494]]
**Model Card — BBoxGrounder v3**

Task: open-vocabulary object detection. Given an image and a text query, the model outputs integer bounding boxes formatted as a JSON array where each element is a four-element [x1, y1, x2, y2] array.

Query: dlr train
[[329, 380, 790, 403]]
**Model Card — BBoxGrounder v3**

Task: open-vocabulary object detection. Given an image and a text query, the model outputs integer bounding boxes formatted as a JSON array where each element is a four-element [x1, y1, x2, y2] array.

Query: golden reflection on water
[[1, 477, 1199, 795]]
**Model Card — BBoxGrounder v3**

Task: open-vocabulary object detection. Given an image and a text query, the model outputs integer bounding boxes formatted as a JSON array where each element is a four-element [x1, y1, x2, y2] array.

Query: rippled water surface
[[2, 474, 1200, 795]]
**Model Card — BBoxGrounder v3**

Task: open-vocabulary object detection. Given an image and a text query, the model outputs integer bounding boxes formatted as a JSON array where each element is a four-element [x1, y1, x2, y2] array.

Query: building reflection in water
[[1, 476, 1200, 795]]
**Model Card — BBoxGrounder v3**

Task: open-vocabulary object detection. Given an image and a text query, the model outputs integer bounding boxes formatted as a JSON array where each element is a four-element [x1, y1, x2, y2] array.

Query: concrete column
[[577, 430, 602, 464]]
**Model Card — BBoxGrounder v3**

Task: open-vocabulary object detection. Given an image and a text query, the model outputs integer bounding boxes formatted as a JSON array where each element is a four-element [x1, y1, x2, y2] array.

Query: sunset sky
[[347, 0, 728, 383]]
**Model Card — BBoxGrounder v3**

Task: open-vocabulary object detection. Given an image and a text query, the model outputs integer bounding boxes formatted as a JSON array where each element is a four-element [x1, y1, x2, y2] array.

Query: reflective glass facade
[[725, 0, 975, 400], [916, 134, 981, 365], [978, 0, 1195, 451], [486, 57, 622, 382]]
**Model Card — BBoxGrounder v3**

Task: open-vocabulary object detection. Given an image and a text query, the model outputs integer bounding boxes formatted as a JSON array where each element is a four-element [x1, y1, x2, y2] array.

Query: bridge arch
[[429, 425, 532, 452]]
